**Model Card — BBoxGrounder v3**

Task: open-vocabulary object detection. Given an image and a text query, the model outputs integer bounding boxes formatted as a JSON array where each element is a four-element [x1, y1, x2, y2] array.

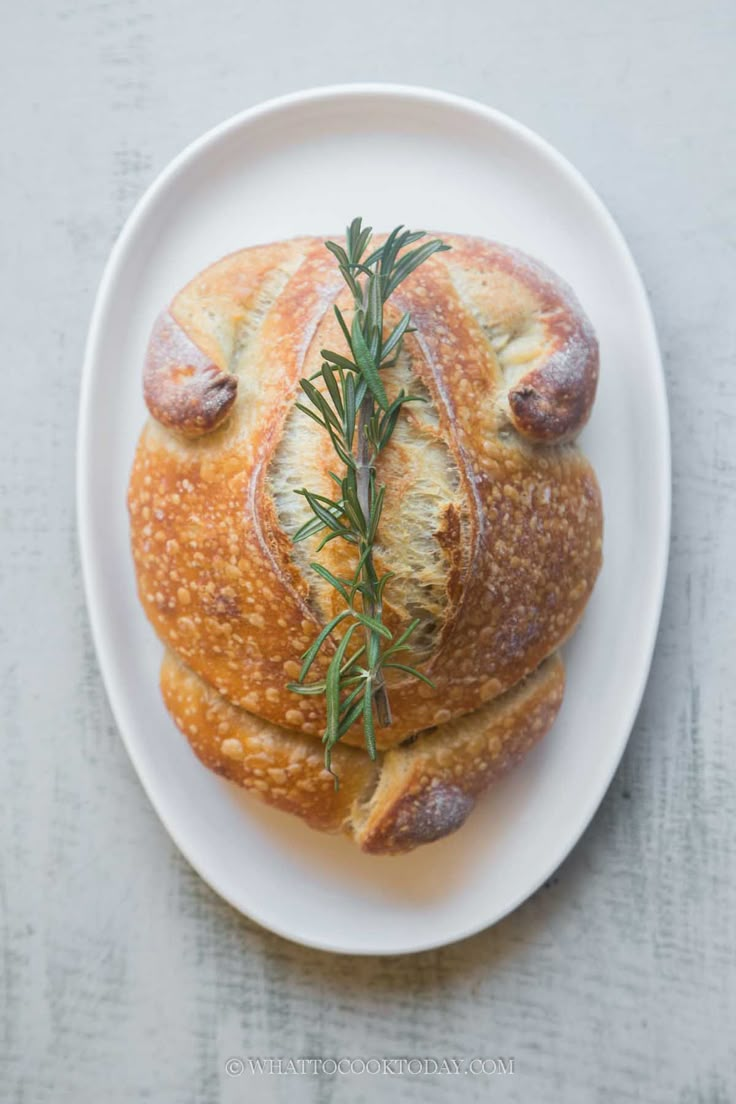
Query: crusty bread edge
[[160, 648, 565, 854]]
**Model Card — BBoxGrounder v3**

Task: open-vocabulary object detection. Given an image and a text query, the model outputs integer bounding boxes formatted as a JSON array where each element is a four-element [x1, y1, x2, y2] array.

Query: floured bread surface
[[129, 232, 602, 751]]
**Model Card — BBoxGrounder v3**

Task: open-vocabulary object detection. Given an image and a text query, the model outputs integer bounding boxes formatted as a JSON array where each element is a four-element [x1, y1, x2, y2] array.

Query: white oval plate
[[78, 84, 670, 955]]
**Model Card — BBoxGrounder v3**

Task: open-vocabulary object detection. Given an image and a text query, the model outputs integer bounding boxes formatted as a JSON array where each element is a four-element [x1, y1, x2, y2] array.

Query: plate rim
[[77, 82, 671, 955]]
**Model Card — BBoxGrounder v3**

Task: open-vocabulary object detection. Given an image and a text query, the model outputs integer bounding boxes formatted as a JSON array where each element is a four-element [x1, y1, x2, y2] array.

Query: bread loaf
[[128, 232, 602, 853]]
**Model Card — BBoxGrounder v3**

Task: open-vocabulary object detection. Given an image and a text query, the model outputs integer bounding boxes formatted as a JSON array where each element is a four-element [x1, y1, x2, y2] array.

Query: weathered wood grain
[[1, 1, 734, 1101]]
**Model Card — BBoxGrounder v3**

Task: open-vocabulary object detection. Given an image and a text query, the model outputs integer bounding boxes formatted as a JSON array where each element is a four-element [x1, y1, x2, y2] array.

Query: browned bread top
[[129, 233, 602, 747]]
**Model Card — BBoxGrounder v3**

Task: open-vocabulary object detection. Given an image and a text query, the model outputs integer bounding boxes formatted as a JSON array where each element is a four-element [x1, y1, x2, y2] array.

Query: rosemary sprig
[[287, 218, 450, 785]]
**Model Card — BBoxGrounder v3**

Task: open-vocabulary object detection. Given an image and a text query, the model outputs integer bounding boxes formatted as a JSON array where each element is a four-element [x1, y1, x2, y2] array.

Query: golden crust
[[161, 649, 565, 854], [160, 649, 378, 835], [443, 237, 599, 442], [129, 233, 602, 751], [354, 652, 565, 853], [143, 310, 237, 437]]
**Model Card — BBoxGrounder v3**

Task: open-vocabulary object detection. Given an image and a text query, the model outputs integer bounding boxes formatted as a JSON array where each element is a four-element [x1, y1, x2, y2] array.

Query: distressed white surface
[[1, 1, 734, 1101]]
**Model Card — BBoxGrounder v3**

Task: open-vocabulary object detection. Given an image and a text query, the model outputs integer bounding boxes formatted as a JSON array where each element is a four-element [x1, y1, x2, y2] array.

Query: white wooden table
[[3, 2, 734, 1100]]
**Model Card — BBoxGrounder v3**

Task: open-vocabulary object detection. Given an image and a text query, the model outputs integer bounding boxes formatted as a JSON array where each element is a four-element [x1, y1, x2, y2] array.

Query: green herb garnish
[[287, 218, 450, 785]]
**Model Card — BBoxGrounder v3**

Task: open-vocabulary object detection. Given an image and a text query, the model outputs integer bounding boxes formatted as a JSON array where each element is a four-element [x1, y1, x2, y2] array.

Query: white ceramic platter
[[78, 84, 670, 955]]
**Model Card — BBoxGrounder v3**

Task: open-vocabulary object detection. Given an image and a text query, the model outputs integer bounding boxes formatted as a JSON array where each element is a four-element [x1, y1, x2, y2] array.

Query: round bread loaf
[[128, 232, 602, 852]]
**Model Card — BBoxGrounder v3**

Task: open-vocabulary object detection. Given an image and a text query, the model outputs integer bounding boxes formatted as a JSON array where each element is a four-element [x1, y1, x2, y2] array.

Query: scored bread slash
[[288, 219, 452, 784]]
